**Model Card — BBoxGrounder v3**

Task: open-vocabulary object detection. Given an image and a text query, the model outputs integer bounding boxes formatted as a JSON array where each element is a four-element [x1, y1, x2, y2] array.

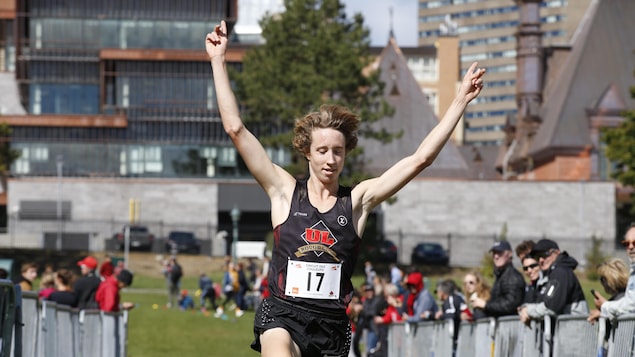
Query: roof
[[530, 0, 635, 160], [358, 37, 469, 178]]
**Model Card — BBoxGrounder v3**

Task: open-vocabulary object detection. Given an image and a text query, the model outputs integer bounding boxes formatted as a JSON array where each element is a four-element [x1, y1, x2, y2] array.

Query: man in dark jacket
[[471, 241, 525, 317], [518, 239, 588, 323], [73, 256, 102, 309]]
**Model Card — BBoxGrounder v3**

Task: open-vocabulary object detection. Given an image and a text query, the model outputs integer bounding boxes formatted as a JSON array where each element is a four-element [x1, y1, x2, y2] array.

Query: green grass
[[121, 270, 605, 357], [123, 290, 255, 357]]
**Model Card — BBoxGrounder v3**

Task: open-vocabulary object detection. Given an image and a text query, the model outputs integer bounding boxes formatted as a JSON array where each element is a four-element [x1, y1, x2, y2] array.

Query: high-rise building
[[417, 0, 591, 145]]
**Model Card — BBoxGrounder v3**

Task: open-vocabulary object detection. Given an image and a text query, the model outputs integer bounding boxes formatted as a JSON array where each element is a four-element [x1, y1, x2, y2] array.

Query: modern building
[[417, 0, 592, 145]]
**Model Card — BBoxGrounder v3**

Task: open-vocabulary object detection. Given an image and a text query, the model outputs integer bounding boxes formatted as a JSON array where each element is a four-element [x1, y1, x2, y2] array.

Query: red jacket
[[96, 275, 120, 312]]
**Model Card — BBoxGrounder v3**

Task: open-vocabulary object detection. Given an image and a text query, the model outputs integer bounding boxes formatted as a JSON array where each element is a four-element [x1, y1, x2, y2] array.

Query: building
[[0, 0, 624, 264], [417, 0, 592, 145]]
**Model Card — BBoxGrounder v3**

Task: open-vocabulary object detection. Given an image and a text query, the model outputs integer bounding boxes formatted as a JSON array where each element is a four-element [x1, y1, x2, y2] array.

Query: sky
[[342, 0, 418, 47]]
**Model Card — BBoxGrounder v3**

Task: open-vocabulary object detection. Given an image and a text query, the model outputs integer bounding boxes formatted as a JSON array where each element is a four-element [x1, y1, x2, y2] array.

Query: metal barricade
[[456, 321, 476, 357], [433, 319, 455, 357], [411, 321, 436, 357], [493, 315, 523, 357], [55, 306, 76, 357], [387, 322, 410, 357], [40, 301, 58, 357], [102, 311, 128, 357], [20, 292, 39, 357], [0, 279, 16, 357], [552, 315, 599, 357], [473, 318, 495, 357], [79, 310, 102, 357], [520, 319, 544, 357], [607, 313, 635, 357]]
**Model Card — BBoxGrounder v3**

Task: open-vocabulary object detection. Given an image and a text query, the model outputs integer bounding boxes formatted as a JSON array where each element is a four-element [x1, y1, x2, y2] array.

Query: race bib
[[285, 260, 341, 299]]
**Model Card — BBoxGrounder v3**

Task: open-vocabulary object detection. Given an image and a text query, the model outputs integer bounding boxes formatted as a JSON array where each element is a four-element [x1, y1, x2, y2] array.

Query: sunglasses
[[621, 240, 635, 248], [523, 263, 539, 271]]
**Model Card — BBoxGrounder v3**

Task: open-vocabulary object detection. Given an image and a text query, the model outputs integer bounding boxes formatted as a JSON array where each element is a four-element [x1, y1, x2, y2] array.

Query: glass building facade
[[5, 0, 292, 179]]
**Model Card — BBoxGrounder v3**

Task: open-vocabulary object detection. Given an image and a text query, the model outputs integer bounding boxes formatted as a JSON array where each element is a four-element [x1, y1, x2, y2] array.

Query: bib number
[[285, 260, 341, 299]]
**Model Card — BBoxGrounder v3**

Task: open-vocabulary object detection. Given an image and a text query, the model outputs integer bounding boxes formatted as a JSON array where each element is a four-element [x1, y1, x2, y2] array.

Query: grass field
[[120, 268, 605, 357]]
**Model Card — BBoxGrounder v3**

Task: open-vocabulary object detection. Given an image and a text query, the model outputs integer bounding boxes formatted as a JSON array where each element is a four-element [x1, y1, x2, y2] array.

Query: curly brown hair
[[292, 104, 360, 155]]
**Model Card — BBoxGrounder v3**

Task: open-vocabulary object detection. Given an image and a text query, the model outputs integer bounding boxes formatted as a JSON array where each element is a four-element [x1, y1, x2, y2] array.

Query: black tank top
[[268, 179, 361, 312]]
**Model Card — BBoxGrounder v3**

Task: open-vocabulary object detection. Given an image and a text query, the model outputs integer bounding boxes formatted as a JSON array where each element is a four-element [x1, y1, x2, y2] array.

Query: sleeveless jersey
[[268, 179, 361, 312]]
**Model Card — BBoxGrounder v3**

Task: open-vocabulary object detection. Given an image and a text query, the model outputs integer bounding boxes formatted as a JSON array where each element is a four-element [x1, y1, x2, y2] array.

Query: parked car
[[411, 242, 449, 266], [113, 225, 154, 251], [166, 231, 201, 254], [363, 239, 398, 264]]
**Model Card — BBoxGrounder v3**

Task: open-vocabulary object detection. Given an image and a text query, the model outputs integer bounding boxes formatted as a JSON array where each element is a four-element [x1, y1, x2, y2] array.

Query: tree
[[602, 82, 635, 214], [232, 0, 396, 186]]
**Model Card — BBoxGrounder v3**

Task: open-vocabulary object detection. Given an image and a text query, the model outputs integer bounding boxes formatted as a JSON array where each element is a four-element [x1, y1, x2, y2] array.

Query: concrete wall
[[4, 178, 619, 267], [382, 180, 617, 267]]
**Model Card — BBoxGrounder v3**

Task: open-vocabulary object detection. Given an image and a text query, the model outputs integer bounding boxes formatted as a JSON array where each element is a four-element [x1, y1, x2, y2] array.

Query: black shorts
[[251, 296, 351, 357]]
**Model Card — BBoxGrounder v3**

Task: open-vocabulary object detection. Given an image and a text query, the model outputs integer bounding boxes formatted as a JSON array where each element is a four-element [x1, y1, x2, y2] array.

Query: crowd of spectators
[[5, 255, 134, 313], [345, 223, 635, 357]]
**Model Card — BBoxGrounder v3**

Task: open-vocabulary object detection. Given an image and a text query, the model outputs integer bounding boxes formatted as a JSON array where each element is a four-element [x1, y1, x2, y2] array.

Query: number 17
[[307, 272, 324, 292]]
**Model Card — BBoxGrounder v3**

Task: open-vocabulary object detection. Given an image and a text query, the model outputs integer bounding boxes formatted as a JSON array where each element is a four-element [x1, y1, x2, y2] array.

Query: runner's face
[[307, 128, 345, 183]]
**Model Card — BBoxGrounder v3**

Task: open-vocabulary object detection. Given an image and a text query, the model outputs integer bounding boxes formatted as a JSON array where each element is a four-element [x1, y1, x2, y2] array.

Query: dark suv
[[113, 225, 155, 251], [411, 242, 449, 266], [166, 231, 201, 254]]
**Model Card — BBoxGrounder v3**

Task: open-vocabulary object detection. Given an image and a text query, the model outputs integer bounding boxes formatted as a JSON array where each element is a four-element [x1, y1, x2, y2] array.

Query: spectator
[[402, 271, 437, 323], [373, 283, 403, 357], [435, 279, 467, 356], [235, 262, 249, 314], [518, 239, 588, 323], [364, 261, 376, 286], [246, 257, 258, 284], [471, 241, 525, 317], [389, 263, 404, 294], [588, 257, 629, 323], [462, 270, 490, 321], [99, 254, 114, 278], [251, 268, 265, 309], [47, 269, 77, 307], [199, 273, 217, 312], [178, 289, 195, 310], [356, 283, 384, 356], [215, 261, 239, 318], [593, 224, 635, 320], [163, 257, 182, 308], [38, 272, 56, 300], [521, 254, 542, 304], [14, 262, 38, 291], [346, 290, 363, 357], [95, 269, 134, 312], [73, 255, 102, 309], [515, 240, 536, 261]]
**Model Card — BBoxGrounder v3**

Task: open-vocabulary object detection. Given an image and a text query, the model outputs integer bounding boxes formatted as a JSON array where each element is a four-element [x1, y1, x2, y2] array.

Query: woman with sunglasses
[[461, 270, 490, 321], [520, 255, 542, 304]]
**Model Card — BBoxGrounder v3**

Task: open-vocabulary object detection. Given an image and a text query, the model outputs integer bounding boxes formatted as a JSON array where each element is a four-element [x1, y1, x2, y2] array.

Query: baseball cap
[[489, 241, 512, 253], [77, 256, 98, 270], [531, 239, 559, 253], [117, 269, 134, 286]]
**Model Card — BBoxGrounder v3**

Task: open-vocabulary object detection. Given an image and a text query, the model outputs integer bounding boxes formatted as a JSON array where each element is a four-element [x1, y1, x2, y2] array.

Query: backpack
[[170, 264, 183, 283]]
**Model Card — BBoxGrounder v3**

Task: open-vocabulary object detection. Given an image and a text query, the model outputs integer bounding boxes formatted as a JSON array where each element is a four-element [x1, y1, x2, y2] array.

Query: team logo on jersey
[[294, 220, 340, 262], [337, 215, 348, 226]]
